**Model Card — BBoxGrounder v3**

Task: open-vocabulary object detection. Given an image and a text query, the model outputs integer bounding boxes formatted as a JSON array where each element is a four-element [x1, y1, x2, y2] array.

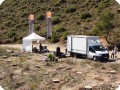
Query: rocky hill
[[0, 0, 120, 46]]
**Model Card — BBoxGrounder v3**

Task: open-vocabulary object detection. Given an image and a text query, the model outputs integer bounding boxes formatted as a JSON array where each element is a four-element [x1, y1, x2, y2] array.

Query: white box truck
[[67, 35, 109, 60]]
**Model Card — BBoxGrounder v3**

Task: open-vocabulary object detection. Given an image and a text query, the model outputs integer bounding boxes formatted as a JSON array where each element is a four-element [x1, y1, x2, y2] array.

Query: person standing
[[105, 46, 109, 51], [39, 43, 43, 52], [114, 46, 118, 58], [111, 49, 115, 59]]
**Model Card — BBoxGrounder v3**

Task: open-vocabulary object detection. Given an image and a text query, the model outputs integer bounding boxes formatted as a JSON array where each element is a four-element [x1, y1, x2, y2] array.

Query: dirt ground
[[0, 44, 120, 59], [0, 44, 120, 90]]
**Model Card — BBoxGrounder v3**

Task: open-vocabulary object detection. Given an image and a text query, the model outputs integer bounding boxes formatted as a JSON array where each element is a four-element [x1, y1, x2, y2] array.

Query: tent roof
[[23, 32, 45, 41]]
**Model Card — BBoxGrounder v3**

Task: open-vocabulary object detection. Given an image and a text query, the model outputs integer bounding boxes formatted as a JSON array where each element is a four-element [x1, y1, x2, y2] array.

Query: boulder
[[35, 65, 40, 68], [6, 50, 14, 53], [52, 79, 60, 83], [77, 72, 82, 74], [0, 74, 5, 80], [84, 86, 92, 90], [109, 71, 116, 74], [7, 60, 12, 62], [11, 53, 19, 57], [2, 55, 8, 59], [12, 64, 18, 67]]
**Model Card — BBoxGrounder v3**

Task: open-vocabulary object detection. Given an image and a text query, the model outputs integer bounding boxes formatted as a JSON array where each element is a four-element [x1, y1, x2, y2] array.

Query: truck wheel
[[74, 54, 78, 58], [93, 56, 97, 61], [70, 52, 74, 57]]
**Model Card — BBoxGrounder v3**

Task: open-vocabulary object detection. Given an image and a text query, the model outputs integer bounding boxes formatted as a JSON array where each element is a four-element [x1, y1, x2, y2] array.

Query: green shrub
[[37, 14, 45, 20], [7, 31, 16, 38], [54, 0, 66, 6], [99, 2, 109, 8], [58, 0, 66, 3], [48, 54, 55, 61], [91, 11, 114, 36], [61, 31, 69, 41], [52, 16, 61, 25], [0, 47, 6, 56], [54, 25, 66, 32], [50, 32, 58, 43], [13, 36, 18, 42], [65, 5, 77, 13], [3, 20, 12, 26], [14, 24, 21, 28], [68, 0, 78, 3], [80, 12, 91, 19], [100, 11, 114, 22], [38, 0, 43, 3]]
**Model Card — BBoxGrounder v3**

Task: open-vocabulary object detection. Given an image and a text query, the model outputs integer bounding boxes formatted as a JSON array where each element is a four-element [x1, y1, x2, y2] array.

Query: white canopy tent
[[22, 32, 45, 52]]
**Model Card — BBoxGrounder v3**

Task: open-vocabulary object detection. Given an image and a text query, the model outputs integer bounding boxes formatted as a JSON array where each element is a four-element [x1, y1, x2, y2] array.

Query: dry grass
[[0, 46, 120, 90]]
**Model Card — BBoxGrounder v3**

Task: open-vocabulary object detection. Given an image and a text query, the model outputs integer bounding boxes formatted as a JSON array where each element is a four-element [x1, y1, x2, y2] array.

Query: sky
[[0, 0, 5, 5]]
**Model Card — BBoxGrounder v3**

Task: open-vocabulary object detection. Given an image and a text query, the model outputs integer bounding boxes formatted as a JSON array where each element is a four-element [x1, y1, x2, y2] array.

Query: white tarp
[[116, 85, 120, 90], [23, 40, 32, 52], [23, 32, 45, 41], [22, 32, 45, 52], [116, 0, 120, 4], [0, 85, 4, 90]]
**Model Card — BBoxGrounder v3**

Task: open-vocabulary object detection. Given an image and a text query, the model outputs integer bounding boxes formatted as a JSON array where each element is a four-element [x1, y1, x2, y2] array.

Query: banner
[[29, 14, 34, 20], [28, 14, 34, 35], [47, 12, 52, 38], [47, 18, 52, 38], [47, 11, 52, 18]]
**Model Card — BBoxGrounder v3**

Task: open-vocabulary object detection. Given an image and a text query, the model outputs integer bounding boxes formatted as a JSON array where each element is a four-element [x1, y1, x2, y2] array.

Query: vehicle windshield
[[91, 45, 105, 51]]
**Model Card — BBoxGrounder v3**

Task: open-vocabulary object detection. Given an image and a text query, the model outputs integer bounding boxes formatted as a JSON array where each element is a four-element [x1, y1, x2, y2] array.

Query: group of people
[[111, 46, 118, 59]]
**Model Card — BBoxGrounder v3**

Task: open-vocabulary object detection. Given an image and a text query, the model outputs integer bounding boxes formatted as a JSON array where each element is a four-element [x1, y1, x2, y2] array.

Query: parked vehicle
[[67, 35, 109, 60]]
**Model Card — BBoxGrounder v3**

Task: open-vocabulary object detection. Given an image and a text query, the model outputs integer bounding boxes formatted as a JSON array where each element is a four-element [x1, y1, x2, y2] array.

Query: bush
[[65, 5, 77, 13], [68, 0, 78, 3], [98, 1, 110, 9], [0, 47, 6, 56], [80, 12, 91, 19], [100, 11, 114, 22], [61, 31, 69, 41], [54, 0, 66, 6], [52, 16, 61, 25], [54, 25, 66, 32], [38, 0, 43, 3], [48, 54, 55, 61], [50, 32, 58, 43], [37, 14, 45, 20], [7, 31, 16, 38]]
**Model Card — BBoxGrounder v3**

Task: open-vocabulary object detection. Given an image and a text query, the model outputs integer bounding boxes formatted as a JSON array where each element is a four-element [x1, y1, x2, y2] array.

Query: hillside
[[0, 0, 120, 46]]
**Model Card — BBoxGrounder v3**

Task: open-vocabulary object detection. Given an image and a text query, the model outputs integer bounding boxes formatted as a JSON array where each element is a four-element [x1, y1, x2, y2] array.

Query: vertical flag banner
[[28, 14, 34, 35], [47, 11, 52, 38]]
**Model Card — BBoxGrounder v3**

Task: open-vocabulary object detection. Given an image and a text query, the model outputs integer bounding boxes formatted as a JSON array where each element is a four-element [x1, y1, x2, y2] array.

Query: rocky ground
[[0, 44, 120, 90]]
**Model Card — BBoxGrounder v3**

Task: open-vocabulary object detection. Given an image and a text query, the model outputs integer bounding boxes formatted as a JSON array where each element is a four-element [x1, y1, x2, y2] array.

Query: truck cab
[[88, 45, 109, 60]]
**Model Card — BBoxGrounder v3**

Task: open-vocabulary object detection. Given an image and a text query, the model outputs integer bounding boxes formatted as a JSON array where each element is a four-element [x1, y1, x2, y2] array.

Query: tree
[[91, 10, 114, 44]]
